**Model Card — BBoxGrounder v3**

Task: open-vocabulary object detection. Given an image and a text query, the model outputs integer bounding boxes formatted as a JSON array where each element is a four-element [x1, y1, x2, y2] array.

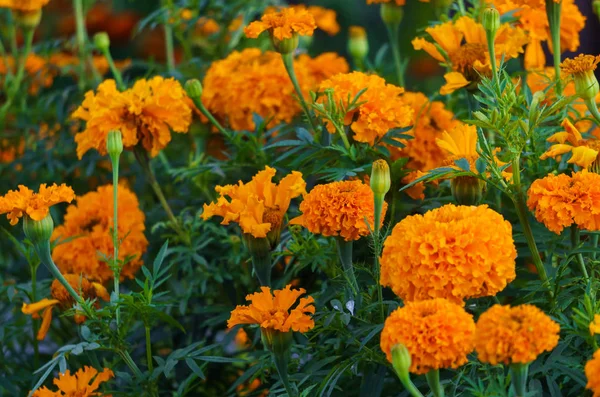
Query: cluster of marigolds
[[3, 0, 600, 395]]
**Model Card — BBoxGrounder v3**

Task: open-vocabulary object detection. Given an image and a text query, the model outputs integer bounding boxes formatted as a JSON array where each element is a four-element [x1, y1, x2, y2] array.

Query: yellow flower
[[244, 7, 316, 41], [475, 304, 560, 365], [412, 16, 527, 94], [201, 167, 306, 239], [22, 274, 109, 340], [540, 119, 600, 169], [31, 366, 113, 397], [0, 0, 50, 11], [380, 298, 475, 374], [380, 204, 516, 304], [228, 285, 315, 333], [586, 349, 600, 397], [0, 183, 74, 225], [561, 54, 600, 100], [590, 315, 600, 335]]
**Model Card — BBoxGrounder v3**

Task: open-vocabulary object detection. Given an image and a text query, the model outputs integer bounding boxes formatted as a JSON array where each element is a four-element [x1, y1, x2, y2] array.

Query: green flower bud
[[242, 233, 272, 286], [451, 176, 485, 206], [261, 328, 294, 355], [371, 159, 391, 196], [482, 8, 500, 36], [184, 79, 203, 99], [94, 32, 111, 51], [272, 34, 299, 55], [106, 130, 123, 160], [391, 344, 411, 379], [348, 26, 369, 61], [23, 213, 54, 245], [380, 3, 404, 25], [12, 9, 42, 29], [574, 71, 600, 101]]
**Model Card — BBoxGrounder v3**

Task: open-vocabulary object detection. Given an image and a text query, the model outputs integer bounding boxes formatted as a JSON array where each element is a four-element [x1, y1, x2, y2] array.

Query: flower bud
[[451, 176, 484, 206], [242, 233, 272, 286], [261, 328, 293, 355], [380, 3, 404, 25], [12, 9, 42, 29], [482, 8, 500, 37], [348, 26, 369, 61], [23, 213, 54, 245], [94, 32, 111, 51], [371, 160, 391, 196], [106, 130, 123, 160], [272, 34, 299, 55], [573, 71, 600, 101], [185, 79, 203, 99], [391, 344, 411, 379]]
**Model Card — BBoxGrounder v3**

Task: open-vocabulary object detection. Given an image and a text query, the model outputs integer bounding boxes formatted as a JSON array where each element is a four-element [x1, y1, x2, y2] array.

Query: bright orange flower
[[72, 77, 192, 158], [292, 5, 339, 35], [317, 72, 413, 145], [0, 184, 74, 225], [367, 0, 430, 4], [561, 54, 600, 76], [540, 119, 600, 169], [412, 16, 527, 94], [201, 167, 306, 239], [195, 17, 220, 36], [290, 180, 387, 241], [244, 7, 316, 41], [22, 274, 109, 340], [0, 0, 50, 11], [380, 204, 516, 304], [31, 366, 113, 397], [475, 304, 560, 365], [52, 184, 148, 283], [590, 315, 600, 336], [228, 285, 315, 333], [380, 298, 475, 374], [586, 349, 600, 397]]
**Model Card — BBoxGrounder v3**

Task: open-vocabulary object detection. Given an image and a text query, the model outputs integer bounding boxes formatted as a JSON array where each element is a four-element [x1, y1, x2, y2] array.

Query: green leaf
[[185, 358, 206, 380]]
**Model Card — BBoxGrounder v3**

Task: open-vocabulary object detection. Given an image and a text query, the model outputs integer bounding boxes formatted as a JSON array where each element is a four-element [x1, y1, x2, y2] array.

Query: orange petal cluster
[[201, 48, 348, 131], [380, 298, 475, 374], [52, 184, 148, 283], [0, 0, 49, 11], [72, 76, 192, 158], [201, 167, 306, 239], [228, 285, 315, 333], [317, 72, 413, 146], [31, 366, 114, 397], [475, 304, 560, 365], [586, 349, 600, 397], [290, 180, 387, 241], [0, 183, 74, 225], [561, 54, 600, 76], [380, 204, 516, 304], [266, 5, 340, 36], [540, 119, 600, 169], [527, 171, 600, 234], [244, 7, 316, 41]]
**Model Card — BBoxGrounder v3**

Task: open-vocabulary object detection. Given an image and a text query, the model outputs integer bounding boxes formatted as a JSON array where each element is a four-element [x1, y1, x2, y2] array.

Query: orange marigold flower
[[380, 204, 516, 304], [31, 366, 114, 397], [527, 170, 600, 233], [201, 166, 306, 239], [52, 184, 148, 283], [561, 54, 600, 76], [244, 7, 316, 41], [201, 48, 348, 131], [0, 0, 50, 11], [292, 5, 339, 35], [317, 72, 413, 146], [412, 16, 527, 94], [367, 0, 430, 5], [22, 274, 109, 340], [590, 315, 600, 335], [228, 285, 315, 333], [290, 180, 387, 241], [475, 304, 560, 365], [586, 349, 600, 397], [0, 183, 74, 225], [540, 119, 600, 169], [72, 76, 192, 158], [195, 17, 220, 36], [380, 298, 475, 375]]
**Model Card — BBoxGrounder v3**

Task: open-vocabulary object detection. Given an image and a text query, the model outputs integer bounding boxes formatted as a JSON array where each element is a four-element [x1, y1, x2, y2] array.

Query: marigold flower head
[[540, 119, 600, 169], [527, 170, 600, 233], [290, 180, 387, 241], [244, 7, 316, 41], [22, 274, 109, 340], [317, 72, 413, 146], [195, 17, 220, 36], [202, 167, 306, 240], [561, 54, 600, 76], [0, 183, 74, 226], [590, 315, 600, 336], [31, 366, 114, 397], [475, 304, 560, 365], [228, 285, 315, 333], [72, 76, 192, 158], [561, 54, 600, 100], [265, 5, 340, 35], [412, 16, 527, 94], [201, 49, 348, 131], [52, 184, 148, 283], [380, 298, 475, 374], [380, 204, 516, 304], [0, 0, 50, 11], [586, 349, 600, 396]]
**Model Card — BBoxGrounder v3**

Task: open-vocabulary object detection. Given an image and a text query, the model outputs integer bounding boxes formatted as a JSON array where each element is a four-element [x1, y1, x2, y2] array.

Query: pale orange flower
[[244, 7, 316, 41], [0, 184, 74, 225], [31, 366, 113, 397]]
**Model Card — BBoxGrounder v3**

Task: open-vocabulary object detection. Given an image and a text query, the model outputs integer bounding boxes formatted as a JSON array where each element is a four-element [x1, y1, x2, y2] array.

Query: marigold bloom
[[0, 184, 74, 226], [475, 304, 560, 365], [380, 204, 516, 304], [586, 350, 600, 397], [561, 54, 600, 100], [195, 17, 220, 36], [540, 119, 600, 169], [380, 298, 475, 374], [52, 184, 148, 283], [201, 49, 348, 131], [0, 0, 49, 11], [244, 7, 316, 41], [290, 180, 387, 241], [590, 315, 600, 335], [412, 16, 527, 94], [22, 275, 109, 340], [317, 72, 413, 145], [31, 366, 114, 397], [72, 76, 192, 158], [527, 171, 600, 233], [228, 285, 315, 333], [266, 5, 339, 36], [202, 167, 306, 239]]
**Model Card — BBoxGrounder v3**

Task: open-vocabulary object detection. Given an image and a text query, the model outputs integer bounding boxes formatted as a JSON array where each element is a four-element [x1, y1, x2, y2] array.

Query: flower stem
[[272, 351, 295, 396], [73, 0, 89, 90], [510, 363, 529, 397], [546, 0, 562, 96], [111, 151, 121, 326], [163, 0, 176, 72], [30, 260, 40, 368], [281, 52, 319, 133], [425, 370, 445, 397], [570, 225, 589, 280], [0, 28, 34, 119], [100, 47, 125, 90], [242, 234, 272, 287], [485, 28, 499, 90], [119, 349, 144, 379], [397, 373, 425, 397], [145, 325, 154, 372], [593, 234, 599, 261], [373, 196, 385, 322], [385, 23, 405, 87], [336, 237, 358, 295], [188, 96, 233, 142], [585, 98, 600, 126]]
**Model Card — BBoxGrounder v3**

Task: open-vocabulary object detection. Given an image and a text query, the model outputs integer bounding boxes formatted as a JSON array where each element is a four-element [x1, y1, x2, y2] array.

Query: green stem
[[119, 349, 144, 379], [397, 374, 425, 397], [111, 152, 121, 326], [188, 96, 234, 142], [593, 234, 598, 261], [101, 47, 125, 90], [281, 52, 319, 133], [336, 237, 358, 295], [272, 351, 295, 396], [457, 0, 467, 15], [0, 28, 34, 119], [385, 23, 404, 87], [73, 0, 89, 90], [585, 98, 600, 126], [546, 0, 562, 95], [485, 29, 499, 90], [163, 1, 176, 72], [373, 195, 385, 322], [570, 225, 589, 280], [242, 234, 272, 287], [510, 363, 529, 397], [30, 261, 40, 368], [145, 325, 154, 372], [426, 370, 445, 397]]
